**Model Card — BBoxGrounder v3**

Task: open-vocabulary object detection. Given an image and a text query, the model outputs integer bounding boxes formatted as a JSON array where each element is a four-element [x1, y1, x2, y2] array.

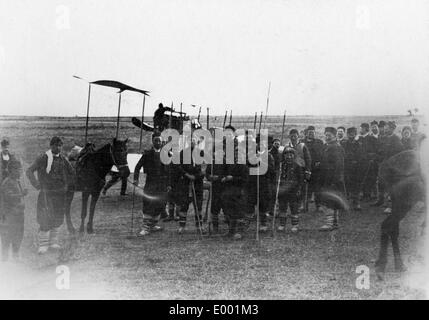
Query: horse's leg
[[87, 190, 101, 234], [64, 190, 75, 234], [80, 192, 90, 233], [390, 195, 412, 272], [375, 216, 392, 277]]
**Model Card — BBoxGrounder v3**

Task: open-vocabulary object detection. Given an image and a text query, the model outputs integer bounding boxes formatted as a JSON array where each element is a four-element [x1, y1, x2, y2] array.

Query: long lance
[[197, 106, 202, 123], [258, 111, 263, 137], [191, 182, 204, 239], [263, 81, 271, 129], [222, 110, 228, 129], [280, 110, 286, 145], [115, 92, 122, 139], [84, 83, 91, 144], [229, 110, 232, 126], [130, 94, 146, 236], [272, 162, 282, 237], [253, 112, 257, 131], [206, 107, 210, 129], [256, 164, 260, 241]]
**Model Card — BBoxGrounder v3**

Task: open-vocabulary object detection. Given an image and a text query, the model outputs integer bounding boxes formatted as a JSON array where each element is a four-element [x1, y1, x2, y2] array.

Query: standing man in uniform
[[373, 121, 404, 207], [172, 137, 205, 234], [358, 123, 378, 201], [134, 134, 171, 236], [288, 129, 311, 211], [301, 126, 324, 212], [26, 137, 75, 254], [410, 118, 426, 150], [342, 127, 362, 211], [319, 127, 346, 231], [1, 138, 17, 183], [269, 138, 282, 215]]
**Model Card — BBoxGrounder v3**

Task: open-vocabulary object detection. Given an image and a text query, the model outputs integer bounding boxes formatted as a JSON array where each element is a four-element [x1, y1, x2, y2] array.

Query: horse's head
[[111, 138, 130, 178]]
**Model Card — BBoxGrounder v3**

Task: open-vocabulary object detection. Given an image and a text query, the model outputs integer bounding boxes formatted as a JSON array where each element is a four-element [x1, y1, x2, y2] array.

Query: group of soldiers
[[0, 116, 426, 261], [131, 117, 426, 240]]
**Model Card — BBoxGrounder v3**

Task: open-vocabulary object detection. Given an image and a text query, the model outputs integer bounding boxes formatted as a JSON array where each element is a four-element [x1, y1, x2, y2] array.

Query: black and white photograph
[[0, 0, 428, 303]]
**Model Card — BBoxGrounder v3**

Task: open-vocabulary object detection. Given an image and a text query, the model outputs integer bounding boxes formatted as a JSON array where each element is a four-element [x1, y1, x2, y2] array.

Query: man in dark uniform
[[319, 127, 345, 231], [358, 123, 378, 201], [26, 136, 75, 254], [255, 134, 275, 232], [301, 126, 324, 211], [288, 129, 311, 211], [172, 137, 205, 234], [342, 127, 362, 211], [221, 144, 248, 239], [370, 121, 379, 138], [133, 134, 171, 236], [269, 138, 282, 215], [373, 121, 404, 207], [1, 138, 17, 183], [205, 147, 226, 234]]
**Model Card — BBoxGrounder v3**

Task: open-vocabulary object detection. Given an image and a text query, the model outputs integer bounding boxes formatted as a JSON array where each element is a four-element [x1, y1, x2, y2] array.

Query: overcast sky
[[0, 0, 428, 117]]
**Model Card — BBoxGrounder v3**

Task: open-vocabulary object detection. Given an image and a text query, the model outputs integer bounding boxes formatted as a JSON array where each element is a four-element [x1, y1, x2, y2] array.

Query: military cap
[[360, 123, 370, 130], [1, 137, 10, 147], [370, 120, 378, 126], [346, 127, 357, 134], [324, 127, 337, 135], [307, 126, 315, 131], [411, 118, 419, 123], [289, 129, 299, 135], [272, 138, 281, 143], [402, 126, 412, 133], [337, 126, 346, 131], [378, 121, 386, 127], [49, 136, 63, 146]]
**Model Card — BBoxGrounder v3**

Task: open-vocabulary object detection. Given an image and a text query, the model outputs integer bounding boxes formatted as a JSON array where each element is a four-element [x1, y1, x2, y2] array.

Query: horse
[[64, 138, 130, 234], [375, 148, 426, 278]]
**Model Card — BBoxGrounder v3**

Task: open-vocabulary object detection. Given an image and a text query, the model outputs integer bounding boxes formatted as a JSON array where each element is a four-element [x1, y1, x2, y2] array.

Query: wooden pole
[[258, 111, 263, 136], [280, 110, 286, 145], [115, 92, 122, 139], [84, 83, 91, 144], [223, 110, 228, 129], [263, 81, 271, 129], [138, 95, 146, 150], [253, 112, 257, 131], [229, 110, 232, 126], [197, 106, 202, 123]]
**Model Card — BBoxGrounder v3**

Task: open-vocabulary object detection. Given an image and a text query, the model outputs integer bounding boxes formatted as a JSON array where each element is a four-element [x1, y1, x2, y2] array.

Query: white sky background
[[0, 0, 428, 117]]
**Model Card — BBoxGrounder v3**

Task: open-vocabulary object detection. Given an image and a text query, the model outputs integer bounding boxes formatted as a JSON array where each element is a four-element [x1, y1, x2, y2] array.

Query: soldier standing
[[172, 138, 205, 234], [1, 138, 17, 183], [277, 147, 304, 232], [205, 147, 226, 234], [26, 137, 75, 254], [0, 159, 27, 261], [287, 129, 311, 211], [342, 127, 362, 211], [301, 126, 324, 212], [337, 126, 347, 146], [319, 127, 346, 231], [221, 145, 248, 239], [373, 121, 404, 207], [269, 138, 282, 215], [358, 123, 378, 201], [134, 134, 171, 236]]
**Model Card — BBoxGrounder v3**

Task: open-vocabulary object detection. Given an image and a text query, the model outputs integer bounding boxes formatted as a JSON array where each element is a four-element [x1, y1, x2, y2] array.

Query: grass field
[[0, 115, 427, 300]]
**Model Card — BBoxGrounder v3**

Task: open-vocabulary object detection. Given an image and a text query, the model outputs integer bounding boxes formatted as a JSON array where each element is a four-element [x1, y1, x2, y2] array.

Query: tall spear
[[253, 112, 257, 131], [222, 110, 228, 129], [197, 106, 202, 123], [280, 110, 286, 145], [263, 81, 271, 129], [229, 110, 232, 126], [84, 83, 91, 144]]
